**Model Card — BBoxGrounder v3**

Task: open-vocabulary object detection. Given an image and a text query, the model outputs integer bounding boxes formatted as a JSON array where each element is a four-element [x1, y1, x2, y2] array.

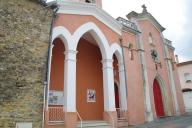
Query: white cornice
[[137, 15, 165, 32], [128, 12, 165, 33], [57, 1, 122, 35]]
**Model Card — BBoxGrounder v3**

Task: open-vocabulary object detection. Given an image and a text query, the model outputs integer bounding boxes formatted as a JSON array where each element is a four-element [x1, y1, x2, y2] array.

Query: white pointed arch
[[110, 43, 123, 63], [52, 26, 73, 50], [110, 43, 127, 110], [73, 22, 111, 59]]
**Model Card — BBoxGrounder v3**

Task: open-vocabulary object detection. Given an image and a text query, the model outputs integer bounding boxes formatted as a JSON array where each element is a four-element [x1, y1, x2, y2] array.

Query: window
[[128, 43, 134, 60], [184, 73, 192, 83], [149, 32, 153, 44], [129, 50, 134, 60], [151, 49, 158, 62], [85, 0, 96, 3]]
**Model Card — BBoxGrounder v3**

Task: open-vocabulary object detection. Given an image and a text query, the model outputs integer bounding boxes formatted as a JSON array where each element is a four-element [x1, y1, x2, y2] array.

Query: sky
[[102, 0, 192, 62]]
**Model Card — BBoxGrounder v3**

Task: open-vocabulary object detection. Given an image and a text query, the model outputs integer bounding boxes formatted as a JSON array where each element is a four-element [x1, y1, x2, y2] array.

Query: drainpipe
[[39, 1, 59, 128]]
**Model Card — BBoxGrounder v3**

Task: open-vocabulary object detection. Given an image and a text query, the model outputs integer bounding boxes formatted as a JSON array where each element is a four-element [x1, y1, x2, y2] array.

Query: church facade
[[44, 0, 185, 127]]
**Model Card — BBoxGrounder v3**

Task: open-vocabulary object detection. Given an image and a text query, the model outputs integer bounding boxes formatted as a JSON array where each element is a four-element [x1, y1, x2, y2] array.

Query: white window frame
[[184, 73, 192, 83]]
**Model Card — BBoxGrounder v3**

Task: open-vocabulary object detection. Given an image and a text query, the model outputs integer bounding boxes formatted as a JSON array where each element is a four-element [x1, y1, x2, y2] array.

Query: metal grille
[[48, 106, 65, 124]]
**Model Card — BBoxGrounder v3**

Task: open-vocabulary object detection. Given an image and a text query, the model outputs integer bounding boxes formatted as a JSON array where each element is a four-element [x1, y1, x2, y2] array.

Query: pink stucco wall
[[54, 14, 120, 44], [51, 9, 185, 125], [122, 32, 146, 124], [138, 19, 185, 115], [138, 20, 177, 116]]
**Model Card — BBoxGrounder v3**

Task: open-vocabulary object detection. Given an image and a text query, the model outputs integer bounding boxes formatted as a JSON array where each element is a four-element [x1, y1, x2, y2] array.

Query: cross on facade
[[142, 4, 148, 13]]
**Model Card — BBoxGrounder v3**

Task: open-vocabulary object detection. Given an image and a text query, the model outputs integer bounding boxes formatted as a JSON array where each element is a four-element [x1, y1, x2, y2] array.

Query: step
[[118, 121, 128, 127], [77, 120, 112, 128], [118, 118, 127, 121], [117, 119, 128, 128]]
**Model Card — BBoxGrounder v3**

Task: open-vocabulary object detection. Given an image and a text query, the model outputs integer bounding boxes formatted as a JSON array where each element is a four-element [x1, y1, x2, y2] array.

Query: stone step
[[118, 118, 127, 121], [77, 120, 112, 128], [117, 119, 128, 128]]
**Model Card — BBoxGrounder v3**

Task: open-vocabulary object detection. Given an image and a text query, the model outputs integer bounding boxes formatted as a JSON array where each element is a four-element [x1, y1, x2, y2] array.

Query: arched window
[[149, 32, 153, 44]]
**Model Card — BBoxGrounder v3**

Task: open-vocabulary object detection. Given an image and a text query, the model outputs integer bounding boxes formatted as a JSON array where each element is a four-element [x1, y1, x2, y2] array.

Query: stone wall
[[0, 0, 52, 127]]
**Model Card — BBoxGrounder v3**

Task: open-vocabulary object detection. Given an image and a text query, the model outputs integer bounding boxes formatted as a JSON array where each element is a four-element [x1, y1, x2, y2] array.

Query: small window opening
[[85, 0, 96, 3], [149, 32, 153, 44], [184, 73, 192, 83], [85, 0, 91, 3]]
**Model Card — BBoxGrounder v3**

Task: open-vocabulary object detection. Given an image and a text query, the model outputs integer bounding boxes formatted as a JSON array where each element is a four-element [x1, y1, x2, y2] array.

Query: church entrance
[[153, 79, 165, 117], [76, 33, 104, 120]]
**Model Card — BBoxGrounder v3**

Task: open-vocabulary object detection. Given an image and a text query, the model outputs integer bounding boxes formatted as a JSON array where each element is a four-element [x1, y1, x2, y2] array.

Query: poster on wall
[[87, 89, 96, 102], [49, 91, 64, 105]]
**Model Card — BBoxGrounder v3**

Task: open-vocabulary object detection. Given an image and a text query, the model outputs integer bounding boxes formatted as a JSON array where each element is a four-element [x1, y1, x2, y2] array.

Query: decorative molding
[[101, 59, 113, 63], [64, 50, 78, 55], [127, 12, 165, 32], [57, 1, 122, 35]]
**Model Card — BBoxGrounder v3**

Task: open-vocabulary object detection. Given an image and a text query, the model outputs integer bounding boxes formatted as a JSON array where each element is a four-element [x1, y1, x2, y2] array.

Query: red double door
[[153, 79, 165, 117]]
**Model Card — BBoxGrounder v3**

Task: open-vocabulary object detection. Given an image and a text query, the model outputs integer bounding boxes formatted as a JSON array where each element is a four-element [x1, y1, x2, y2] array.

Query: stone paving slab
[[127, 113, 192, 128]]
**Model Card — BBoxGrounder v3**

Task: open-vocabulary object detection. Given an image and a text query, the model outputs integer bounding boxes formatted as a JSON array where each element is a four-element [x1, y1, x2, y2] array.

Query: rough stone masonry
[[0, 0, 52, 127]]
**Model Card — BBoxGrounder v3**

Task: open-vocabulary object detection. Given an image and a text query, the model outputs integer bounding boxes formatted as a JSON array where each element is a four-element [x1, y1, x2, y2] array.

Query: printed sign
[[49, 91, 64, 105], [87, 89, 96, 102]]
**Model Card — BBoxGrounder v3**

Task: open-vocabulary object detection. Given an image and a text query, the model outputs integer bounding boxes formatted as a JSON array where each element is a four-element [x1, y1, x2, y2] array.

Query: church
[[44, 0, 185, 127]]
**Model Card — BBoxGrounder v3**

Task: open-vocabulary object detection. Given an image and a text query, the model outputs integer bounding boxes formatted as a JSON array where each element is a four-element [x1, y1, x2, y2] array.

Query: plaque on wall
[[49, 91, 64, 105], [87, 89, 96, 102]]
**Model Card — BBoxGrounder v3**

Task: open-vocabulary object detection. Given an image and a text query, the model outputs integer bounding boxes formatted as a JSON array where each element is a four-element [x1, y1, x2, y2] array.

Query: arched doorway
[[47, 38, 65, 124], [153, 79, 165, 117], [113, 55, 120, 109], [76, 33, 104, 120], [49, 38, 65, 102]]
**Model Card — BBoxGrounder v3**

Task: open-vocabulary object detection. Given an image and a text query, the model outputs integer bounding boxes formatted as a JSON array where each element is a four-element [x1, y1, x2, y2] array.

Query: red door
[[153, 79, 165, 117]]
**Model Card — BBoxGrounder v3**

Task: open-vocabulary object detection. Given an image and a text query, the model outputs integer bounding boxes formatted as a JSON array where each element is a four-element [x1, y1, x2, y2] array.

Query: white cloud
[[103, 0, 191, 62]]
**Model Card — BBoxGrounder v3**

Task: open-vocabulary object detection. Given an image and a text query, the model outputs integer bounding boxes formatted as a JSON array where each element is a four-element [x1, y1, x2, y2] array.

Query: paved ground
[[129, 113, 192, 128]]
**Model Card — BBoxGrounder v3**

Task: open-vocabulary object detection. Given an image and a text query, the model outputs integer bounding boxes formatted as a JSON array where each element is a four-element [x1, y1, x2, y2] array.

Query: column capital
[[64, 50, 78, 55], [101, 59, 113, 64], [64, 50, 78, 62], [101, 59, 113, 70]]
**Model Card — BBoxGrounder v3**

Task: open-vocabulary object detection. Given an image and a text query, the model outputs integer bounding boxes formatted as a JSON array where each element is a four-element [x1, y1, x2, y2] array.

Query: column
[[119, 62, 127, 110], [137, 34, 153, 121], [64, 50, 78, 112], [133, 19, 154, 121], [164, 44, 179, 115], [102, 59, 116, 111]]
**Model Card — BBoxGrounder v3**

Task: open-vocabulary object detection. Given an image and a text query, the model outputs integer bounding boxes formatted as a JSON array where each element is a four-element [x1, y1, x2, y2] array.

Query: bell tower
[[79, 0, 102, 7]]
